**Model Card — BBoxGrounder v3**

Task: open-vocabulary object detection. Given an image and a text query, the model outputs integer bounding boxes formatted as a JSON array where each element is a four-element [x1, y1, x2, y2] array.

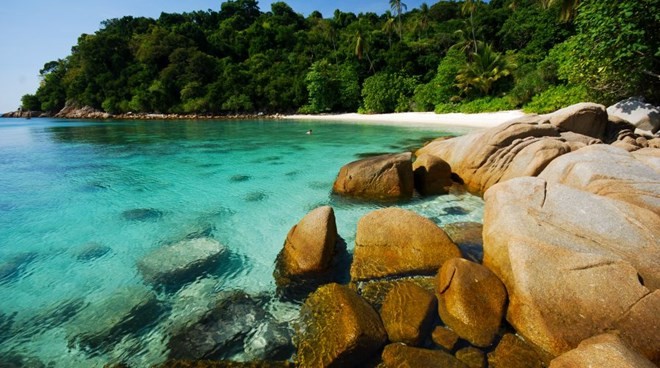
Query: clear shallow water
[[0, 118, 482, 366]]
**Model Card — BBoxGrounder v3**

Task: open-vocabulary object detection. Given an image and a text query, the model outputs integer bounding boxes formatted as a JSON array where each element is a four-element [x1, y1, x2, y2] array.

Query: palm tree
[[382, 15, 396, 48], [460, 0, 481, 54], [389, 0, 407, 39], [547, 0, 579, 21], [414, 3, 430, 39], [456, 43, 514, 96], [354, 30, 375, 73]]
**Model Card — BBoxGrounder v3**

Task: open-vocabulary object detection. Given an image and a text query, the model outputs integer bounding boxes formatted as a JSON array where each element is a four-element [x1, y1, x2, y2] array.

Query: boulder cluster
[[276, 102, 659, 367]]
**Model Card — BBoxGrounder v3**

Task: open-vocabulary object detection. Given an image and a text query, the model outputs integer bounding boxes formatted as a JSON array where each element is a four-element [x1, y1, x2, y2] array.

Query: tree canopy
[[22, 0, 659, 115]]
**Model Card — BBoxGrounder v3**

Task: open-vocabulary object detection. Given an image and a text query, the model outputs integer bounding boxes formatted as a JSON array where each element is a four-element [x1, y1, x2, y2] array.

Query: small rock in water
[[229, 174, 252, 183], [0, 353, 46, 368], [137, 237, 227, 290], [66, 286, 161, 351], [442, 206, 471, 216], [121, 208, 163, 222], [242, 320, 294, 361], [243, 191, 268, 202], [73, 242, 112, 261], [0, 252, 38, 285]]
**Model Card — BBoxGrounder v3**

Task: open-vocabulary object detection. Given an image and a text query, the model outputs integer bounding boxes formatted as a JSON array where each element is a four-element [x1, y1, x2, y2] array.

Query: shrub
[[361, 72, 417, 113], [413, 48, 466, 111], [523, 84, 590, 114]]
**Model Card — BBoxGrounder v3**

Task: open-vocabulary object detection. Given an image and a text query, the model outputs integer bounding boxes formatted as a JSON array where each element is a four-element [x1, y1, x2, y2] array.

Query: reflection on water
[[0, 117, 482, 366]]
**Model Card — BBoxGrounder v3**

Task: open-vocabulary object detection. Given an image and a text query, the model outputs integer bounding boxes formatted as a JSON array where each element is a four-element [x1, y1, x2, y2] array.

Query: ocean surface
[[0, 117, 484, 366]]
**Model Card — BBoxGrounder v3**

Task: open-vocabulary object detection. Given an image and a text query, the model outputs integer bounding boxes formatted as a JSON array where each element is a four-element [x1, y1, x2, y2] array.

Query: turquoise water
[[0, 118, 483, 366]]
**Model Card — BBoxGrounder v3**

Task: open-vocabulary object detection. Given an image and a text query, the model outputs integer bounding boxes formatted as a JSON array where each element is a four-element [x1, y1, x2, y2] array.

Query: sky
[[0, 0, 429, 113]]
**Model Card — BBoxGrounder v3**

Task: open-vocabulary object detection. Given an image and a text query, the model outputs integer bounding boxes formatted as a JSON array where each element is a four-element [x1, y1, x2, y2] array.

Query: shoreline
[[2, 110, 528, 130]]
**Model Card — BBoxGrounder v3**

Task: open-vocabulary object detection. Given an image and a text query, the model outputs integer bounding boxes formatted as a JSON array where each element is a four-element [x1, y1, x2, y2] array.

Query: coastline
[[283, 111, 528, 129]]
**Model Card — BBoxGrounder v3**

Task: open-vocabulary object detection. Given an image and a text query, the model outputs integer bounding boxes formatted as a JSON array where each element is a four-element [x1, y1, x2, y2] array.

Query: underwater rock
[[0, 312, 16, 344], [242, 320, 294, 361], [487, 334, 544, 368], [138, 237, 226, 289], [381, 343, 468, 368], [0, 352, 46, 368], [442, 222, 484, 263], [380, 281, 436, 346], [243, 192, 268, 202], [72, 242, 112, 261], [121, 208, 163, 221], [352, 276, 436, 311], [66, 286, 160, 351], [229, 175, 252, 183], [167, 291, 269, 360], [0, 252, 37, 284], [155, 360, 293, 368], [332, 152, 414, 200], [296, 283, 387, 367], [351, 207, 460, 281]]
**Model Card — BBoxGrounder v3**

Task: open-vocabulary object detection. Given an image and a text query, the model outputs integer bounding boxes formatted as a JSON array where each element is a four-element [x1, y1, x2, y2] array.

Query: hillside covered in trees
[[21, 0, 660, 116]]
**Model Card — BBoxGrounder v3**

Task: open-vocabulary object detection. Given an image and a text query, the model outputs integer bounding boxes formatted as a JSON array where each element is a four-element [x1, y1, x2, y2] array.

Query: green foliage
[[361, 72, 417, 113], [456, 43, 515, 97], [508, 58, 557, 106], [435, 96, 515, 113], [21, 94, 41, 111], [413, 48, 466, 111], [552, 0, 660, 104], [522, 84, 590, 113]]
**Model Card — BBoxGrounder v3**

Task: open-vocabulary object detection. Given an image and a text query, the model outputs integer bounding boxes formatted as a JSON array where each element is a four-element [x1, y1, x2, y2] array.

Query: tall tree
[[389, 0, 408, 39]]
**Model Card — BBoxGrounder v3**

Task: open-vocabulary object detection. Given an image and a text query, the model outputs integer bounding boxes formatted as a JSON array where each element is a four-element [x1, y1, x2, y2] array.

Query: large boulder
[[296, 283, 387, 367], [546, 102, 608, 140], [483, 177, 660, 360], [380, 281, 436, 346], [274, 206, 337, 290], [549, 333, 656, 368], [416, 115, 574, 195], [137, 237, 226, 289], [412, 153, 453, 195], [381, 343, 469, 368], [66, 286, 160, 350], [435, 258, 507, 347], [607, 97, 660, 135], [350, 207, 461, 281], [539, 144, 660, 214], [332, 152, 414, 200]]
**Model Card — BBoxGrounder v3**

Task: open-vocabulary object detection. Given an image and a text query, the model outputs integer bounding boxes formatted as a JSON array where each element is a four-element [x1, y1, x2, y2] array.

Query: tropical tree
[[389, 0, 407, 39], [456, 43, 514, 96], [382, 15, 396, 48]]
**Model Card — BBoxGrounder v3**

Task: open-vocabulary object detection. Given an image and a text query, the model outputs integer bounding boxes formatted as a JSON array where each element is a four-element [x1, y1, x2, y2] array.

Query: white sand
[[283, 110, 528, 129]]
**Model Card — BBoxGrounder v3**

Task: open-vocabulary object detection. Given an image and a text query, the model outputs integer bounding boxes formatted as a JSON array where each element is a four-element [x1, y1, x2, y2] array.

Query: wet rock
[[547, 102, 608, 140], [121, 208, 163, 221], [456, 347, 486, 368], [483, 177, 659, 358], [431, 326, 460, 350], [413, 153, 453, 195], [242, 320, 294, 361], [138, 237, 226, 289], [442, 222, 483, 263], [487, 334, 544, 368], [549, 333, 656, 368], [607, 97, 660, 135], [332, 152, 414, 200], [381, 343, 468, 368], [380, 281, 436, 346], [351, 208, 460, 281], [73, 242, 112, 261], [353, 276, 435, 311], [66, 286, 160, 350], [416, 115, 572, 195], [0, 252, 37, 284], [435, 258, 507, 347], [274, 206, 337, 291], [296, 283, 387, 367], [168, 291, 268, 360], [155, 360, 293, 368], [0, 353, 46, 368], [539, 144, 660, 214]]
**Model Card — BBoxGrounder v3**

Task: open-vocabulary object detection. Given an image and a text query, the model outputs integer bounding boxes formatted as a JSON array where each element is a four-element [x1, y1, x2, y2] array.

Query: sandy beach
[[284, 110, 528, 129]]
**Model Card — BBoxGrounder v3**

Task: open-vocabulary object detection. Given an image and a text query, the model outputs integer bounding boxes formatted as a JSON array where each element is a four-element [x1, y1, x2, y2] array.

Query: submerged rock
[[442, 222, 484, 263], [66, 286, 160, 350], [483, 177, 659, 359], [353, 276, 435, 311], [332, 152, 414, 200], [155, 361, 293, 368], [0, 252, 37, 284], [351, 207, 460, 281], [296, 283, 387, 367], [456, 347, 486, 368], [121, 208, 163, 221], [274, 206, 338, 292], [549, 333, 656, 368], [487, 334, 544, 368], [167, 291, 269, 360], [242, 320, 294, 361], [381, 343, 468, 368], [138, 237, 226, 289], [72, 242, 112, 261], [435, 258, 507, 347], [380, 281, 436, 346]]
